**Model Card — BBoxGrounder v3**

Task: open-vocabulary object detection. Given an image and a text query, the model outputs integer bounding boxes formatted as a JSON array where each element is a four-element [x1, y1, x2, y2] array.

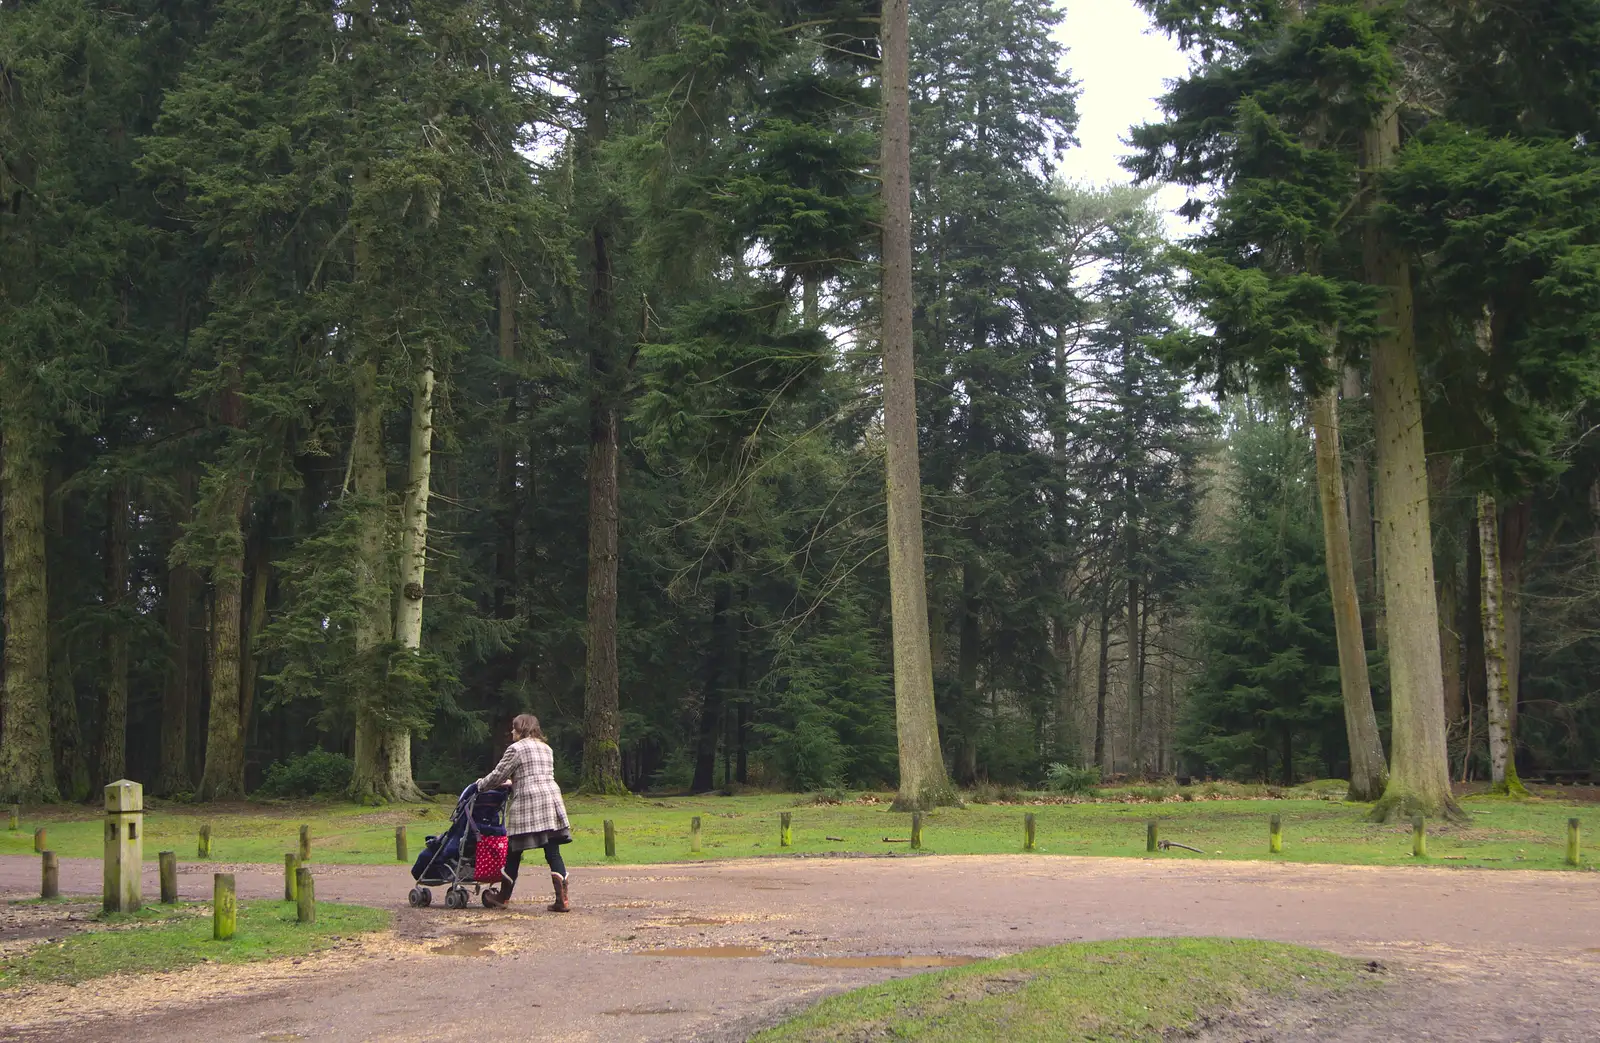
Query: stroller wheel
[[445, 887, 468, 909], [419, 887, 433, 906], [407, 887, 424, 907]]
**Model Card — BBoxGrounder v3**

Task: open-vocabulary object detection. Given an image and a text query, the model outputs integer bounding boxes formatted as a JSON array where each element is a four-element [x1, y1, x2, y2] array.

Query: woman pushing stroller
[[477, 714, 572, 911]]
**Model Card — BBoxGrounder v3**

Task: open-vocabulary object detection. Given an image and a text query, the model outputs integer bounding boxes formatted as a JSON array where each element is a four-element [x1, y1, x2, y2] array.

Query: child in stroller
[[407, 783, 510, 909]]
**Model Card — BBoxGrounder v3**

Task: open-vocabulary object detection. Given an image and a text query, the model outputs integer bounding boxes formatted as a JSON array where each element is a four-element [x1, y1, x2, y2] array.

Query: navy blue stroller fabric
[[411, 783, 508, 885]]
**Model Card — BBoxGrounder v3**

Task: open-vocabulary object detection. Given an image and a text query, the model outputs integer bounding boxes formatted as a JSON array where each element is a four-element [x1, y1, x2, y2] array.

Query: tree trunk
[[394, 353, 435, 652], [0, 415, 58, 802], [882, 0, 953, 811], [803, 272, 820, 328], [1310, 381, 1388, 801], [1498, 499, 1529, 735], [954, 557, 982, 787], [98, 485, 130, 788], [1341, 366, 1381, 645], [196, 483, 247, 802], [1478, 494, 1529, 797], [1094, 600, 1111, 771], [238, 520, 271, 748], [157, 555, 194, 795], [580, 397, 626, 793], [494, 265, 518, 620], [1363, 92, 1461, 821], [692, 581, 731, 793]]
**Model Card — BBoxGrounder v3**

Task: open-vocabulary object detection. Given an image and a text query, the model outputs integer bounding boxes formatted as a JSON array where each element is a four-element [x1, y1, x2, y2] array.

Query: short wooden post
[[8, 804, 17, 831], [298, 824, 311, 862], [34, 827, 46, 853], [213, 873, 236, 941], [1147, 820, 1158, 853], [690, 816, 702, 854], [780, 812, 793, 849], [41, 851, 59, 899], [1567, 818, 1581, 867], [1411, 812, 1427, 858], [284, 853, 300, 901], [603, 819, 617, 858], [198, 824, 212, 859], [395, 825, 407, 862], [104, 780, 143, 914], [159, 851, 178, 903], [1024, 813, 1036, 852], [296, 867, 316, 924], [911, 812, 923, 851], [1269, 814, 1283, 854]]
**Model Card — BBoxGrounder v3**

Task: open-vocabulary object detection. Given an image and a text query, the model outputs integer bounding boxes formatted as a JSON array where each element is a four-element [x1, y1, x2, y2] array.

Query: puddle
[[431, 932, 495, 957], [635, 945, 768, 958], [788, 955, 979, 969]]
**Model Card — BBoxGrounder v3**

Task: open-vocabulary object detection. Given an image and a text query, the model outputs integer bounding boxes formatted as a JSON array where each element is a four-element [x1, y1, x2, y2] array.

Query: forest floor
[[3, 786, 1595, 871], [0, 851, 1596, 1041]]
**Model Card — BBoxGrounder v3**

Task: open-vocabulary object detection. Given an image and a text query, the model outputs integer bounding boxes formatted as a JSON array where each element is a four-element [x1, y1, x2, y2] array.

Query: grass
[[1, 788, 1592, 871], [750, 937, 1372, 1042], [0, 899, 389, 988]]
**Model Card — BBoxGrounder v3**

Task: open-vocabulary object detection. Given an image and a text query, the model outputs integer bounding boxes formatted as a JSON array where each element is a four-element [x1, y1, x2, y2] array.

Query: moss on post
[[604, 819, 616, 858], [198, 824, 212, 859], [780, 812, 792, 849], [1568, 818, 1581, 867], [213, 873, 236, 941], [1270, 814, 1283, 855], [1411, 813, 1427, 858], [690, 816, 702, 854], [34, 827, 45, 853], [298, 824, 311, 862], [395, 826, 407, 862], [1024, 813, 1036, 852], [8, 804, 17, 831], [159, 851, 178, 903], [910, 812, 923, 851], [296, 867, 315, 924], [1147, 820, 1158, 854], [284, 853, 300, 901]]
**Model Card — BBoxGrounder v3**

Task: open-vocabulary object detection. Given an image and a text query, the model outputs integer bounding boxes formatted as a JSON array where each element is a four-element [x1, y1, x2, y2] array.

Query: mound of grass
[[752, 937, 1372, 1043], [0, 900, 389, 989]]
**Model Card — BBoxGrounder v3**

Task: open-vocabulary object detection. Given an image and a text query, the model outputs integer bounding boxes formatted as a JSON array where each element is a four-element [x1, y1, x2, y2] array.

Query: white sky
[[1053, 1, 1195, 230]]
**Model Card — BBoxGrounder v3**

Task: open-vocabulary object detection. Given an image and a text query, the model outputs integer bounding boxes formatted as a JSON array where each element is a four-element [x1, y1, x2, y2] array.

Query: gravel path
[[3, 853, 1597, 1042]]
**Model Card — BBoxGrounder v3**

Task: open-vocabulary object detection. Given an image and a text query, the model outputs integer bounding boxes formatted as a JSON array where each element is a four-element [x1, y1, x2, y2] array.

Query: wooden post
[[911, 812, 923, 851], [296, 867, 316, 924], [284, 853, 300, 901], [8, 804, 17, 831], [159, 852, 178, 903], [395, 825, 407, 862], [41, 851, 58, 899], [198, 824, 212, 859], [104, 781, 143, 914], [1270, 814, 1283, 855], [298, 824, 311, 862], [690, 816, 702, 854], [213, 873, 236, 941], [780, 812, 793, 849], [1411, 812, 1427, 858], [1147, 820, 1158, 853], [1024, 813, 1036, 852], [34, 827, 45, 853], [1568, 818, 1581, 867], [604, 819, 616, 858]]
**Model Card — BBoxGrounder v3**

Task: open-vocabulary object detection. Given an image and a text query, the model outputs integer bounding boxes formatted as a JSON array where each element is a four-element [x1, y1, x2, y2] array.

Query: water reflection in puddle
[[635, 945, 770, 958], [788, 955, 979, 969], [431, 932, 495, 957]]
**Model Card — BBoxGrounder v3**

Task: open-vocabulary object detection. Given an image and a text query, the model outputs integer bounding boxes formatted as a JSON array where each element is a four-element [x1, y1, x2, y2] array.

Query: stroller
[[408, 783, 509, 909]]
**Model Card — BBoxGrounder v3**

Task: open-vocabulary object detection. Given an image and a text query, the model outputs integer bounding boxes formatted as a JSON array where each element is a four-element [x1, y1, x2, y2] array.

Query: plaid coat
[[478, 738, 570, 838]]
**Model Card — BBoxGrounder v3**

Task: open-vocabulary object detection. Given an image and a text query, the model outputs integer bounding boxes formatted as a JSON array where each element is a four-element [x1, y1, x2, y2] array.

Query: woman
[[477, 714, 572, 911]]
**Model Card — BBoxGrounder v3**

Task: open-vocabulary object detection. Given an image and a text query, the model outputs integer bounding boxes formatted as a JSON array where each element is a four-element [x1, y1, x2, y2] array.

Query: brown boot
[[547, 872, 570, 913], [484, 886, 510, 909]]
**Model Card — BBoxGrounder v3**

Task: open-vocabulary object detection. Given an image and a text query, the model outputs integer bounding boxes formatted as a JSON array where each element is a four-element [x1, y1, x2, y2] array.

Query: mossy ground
[[0, 899, 389, 988], [2, 786, 1591, 871], [750, 937, 1374, 1042]]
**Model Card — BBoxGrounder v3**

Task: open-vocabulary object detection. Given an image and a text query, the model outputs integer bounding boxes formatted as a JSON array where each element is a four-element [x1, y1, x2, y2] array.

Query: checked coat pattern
[[478, 738, 570, 838]]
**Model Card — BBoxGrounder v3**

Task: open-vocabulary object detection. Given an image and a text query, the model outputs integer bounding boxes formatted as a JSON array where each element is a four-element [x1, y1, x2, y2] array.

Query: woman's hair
[[511, 714, 544, 742]]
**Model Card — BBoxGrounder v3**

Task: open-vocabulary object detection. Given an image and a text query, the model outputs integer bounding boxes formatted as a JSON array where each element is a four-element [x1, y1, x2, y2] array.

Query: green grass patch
[[752, 937, 1371, 1043], [1, 790, 1591, 871], [0, 900, 389, 988]]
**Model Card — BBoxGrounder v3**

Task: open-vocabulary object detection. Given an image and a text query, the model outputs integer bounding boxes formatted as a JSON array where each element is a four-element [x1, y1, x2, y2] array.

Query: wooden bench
[[418, 779, 443, 796]]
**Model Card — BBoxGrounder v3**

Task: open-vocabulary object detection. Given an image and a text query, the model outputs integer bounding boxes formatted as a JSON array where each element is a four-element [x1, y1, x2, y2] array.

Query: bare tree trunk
[[580, 397, 626, 793], [1363, 85, 1461, 821], [395, 353, 435, 652], [0, 412, 58, 802], [1311, 383, 1388, 800], [1125, 572, 1142, 776], [1094, 600, 1111, 771], [1498, 499, 1529, 735], [494, 266, 518, 619], [1478, 493, 1529, 796], [98, 485, 130, 787], [157, 557, 194, 795], [803, 272, 820, 328], [197, 481, 247, 802], [238, 520, 270, 748], [1342, 366, 1380, 644], [692, 580, 731, 793], [883, 0, 952, 811]]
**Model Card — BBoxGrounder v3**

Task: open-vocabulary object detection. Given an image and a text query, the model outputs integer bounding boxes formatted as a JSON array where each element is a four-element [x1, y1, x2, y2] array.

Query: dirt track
[[3, 853, 1597, 1042]]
